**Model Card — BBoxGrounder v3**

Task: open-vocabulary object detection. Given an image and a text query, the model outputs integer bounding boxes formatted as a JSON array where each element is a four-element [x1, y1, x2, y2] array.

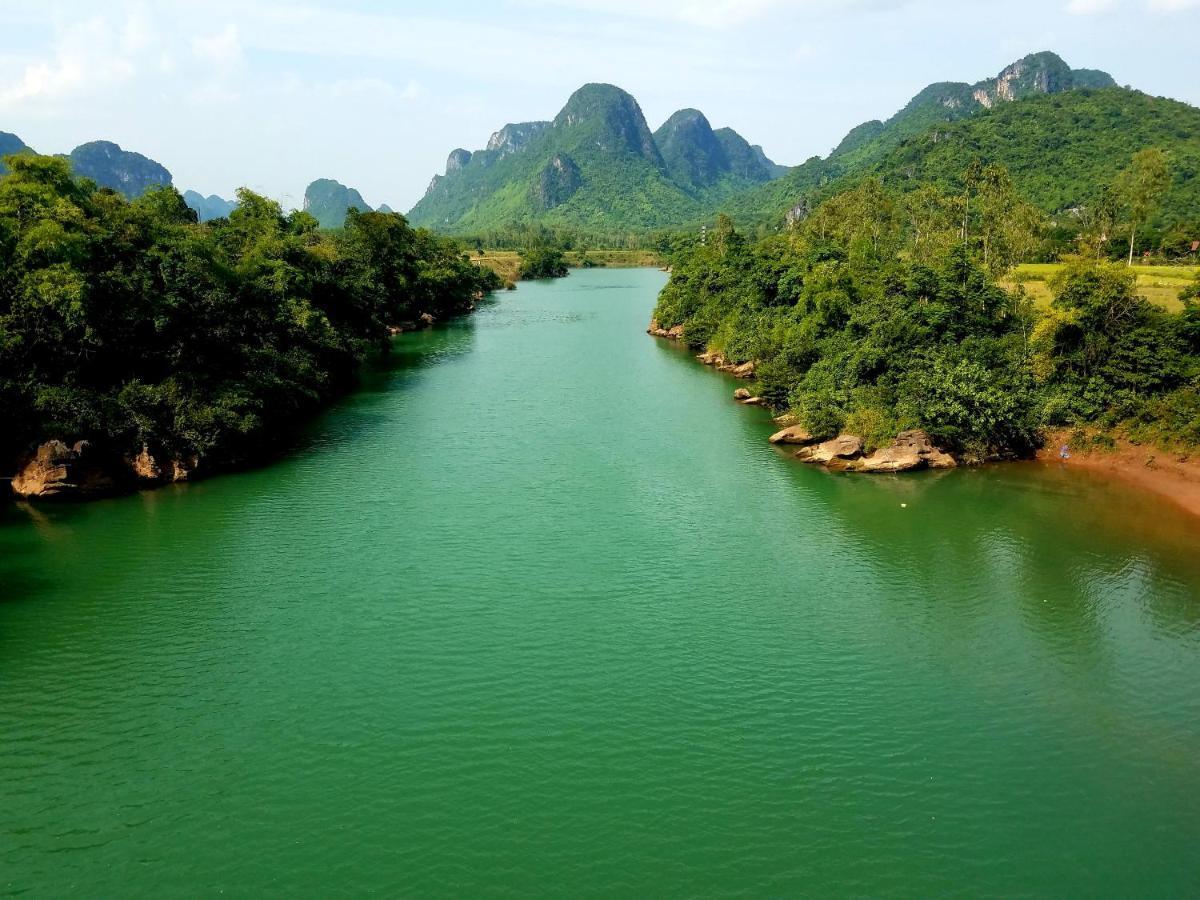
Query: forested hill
[[871, 89, 1200, 221], [406, 83, 788, 234], [719, 51, 1125, 225], [721, 88, 1200, 228]]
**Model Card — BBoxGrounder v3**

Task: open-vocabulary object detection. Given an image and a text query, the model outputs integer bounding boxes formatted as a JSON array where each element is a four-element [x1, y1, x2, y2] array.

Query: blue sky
[[1, 0, 1196, 211]]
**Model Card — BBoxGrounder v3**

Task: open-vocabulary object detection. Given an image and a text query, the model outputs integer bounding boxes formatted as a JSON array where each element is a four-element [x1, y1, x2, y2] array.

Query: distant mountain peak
[[67, 140, 172, 198], [408, 83, 786, 232], [303, 178, 371, 229], [970, 50, 1114, 108], [553, 83, 662, 164], [182, 190, 237, 222], [0, 131, 31, 175]]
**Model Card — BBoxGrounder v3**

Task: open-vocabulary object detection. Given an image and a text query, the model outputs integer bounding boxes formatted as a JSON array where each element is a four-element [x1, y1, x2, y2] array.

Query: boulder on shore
[[647, 319, 684, 339], [846, 430, 958, 473], [795, 434, 864, 468], [11, 440, 118, 500], [719, 361, 756, 379], [733, 388, 752, 401], [792, 429, 957, 474], [769, 425, 816, 445]]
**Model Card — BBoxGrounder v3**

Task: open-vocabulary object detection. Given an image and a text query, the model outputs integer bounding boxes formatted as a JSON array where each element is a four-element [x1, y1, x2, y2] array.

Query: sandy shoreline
[[1033, 432, 1200, 521]]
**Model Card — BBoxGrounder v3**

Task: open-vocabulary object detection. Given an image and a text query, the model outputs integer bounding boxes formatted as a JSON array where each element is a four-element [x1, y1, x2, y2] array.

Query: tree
[[1115, 148, 1170, 266]]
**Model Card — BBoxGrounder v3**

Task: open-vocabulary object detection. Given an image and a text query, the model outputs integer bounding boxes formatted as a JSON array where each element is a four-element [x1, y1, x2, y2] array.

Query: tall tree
[[1115, 148, 1170, 266]]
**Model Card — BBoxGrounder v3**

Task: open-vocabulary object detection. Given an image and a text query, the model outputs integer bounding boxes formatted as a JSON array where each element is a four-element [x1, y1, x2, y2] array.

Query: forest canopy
[[0, 154, 501, 478]]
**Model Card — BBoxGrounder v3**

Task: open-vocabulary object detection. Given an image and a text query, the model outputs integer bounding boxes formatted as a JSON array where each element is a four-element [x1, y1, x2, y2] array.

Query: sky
[[1, 0, 1197, 212]]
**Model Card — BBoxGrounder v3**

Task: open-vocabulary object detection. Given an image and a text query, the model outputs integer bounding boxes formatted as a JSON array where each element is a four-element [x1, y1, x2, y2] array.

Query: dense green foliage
[[725, 88, 1200, 255], [407, 84, 786, 234], [517, 247, 569, 279], [0, 154, 500, 474], [654, 178, 1200, 455]]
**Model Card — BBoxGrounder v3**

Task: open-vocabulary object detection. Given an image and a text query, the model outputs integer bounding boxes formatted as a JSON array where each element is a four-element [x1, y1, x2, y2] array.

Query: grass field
[[471, 249, 665, 283], [1007, 263, 1199, 311]]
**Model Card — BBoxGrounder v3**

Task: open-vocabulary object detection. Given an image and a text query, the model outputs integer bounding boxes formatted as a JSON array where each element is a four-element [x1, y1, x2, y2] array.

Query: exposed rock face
[[486, 122, 550, 157], [769, 425, 816, 445], [446, 148, 472, 174], [12, 440, 118, 499], [531, 154, 582, 210], [129, 444, 164, 481]]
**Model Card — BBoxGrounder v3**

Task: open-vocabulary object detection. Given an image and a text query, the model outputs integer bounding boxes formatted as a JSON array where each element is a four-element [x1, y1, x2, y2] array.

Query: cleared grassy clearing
[[1007, 263, 1198, 311]]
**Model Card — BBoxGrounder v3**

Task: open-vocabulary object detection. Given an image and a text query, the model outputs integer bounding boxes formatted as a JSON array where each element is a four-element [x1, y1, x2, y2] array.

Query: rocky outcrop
[[446, 148, 472, 174], [849, 430, 958, 473], [8, 439, 207, 500], [769, 425, 816, 445], [795, 435, 864, 470], [11, 440, 118, 499], [647, 319, 683, 339], [792, 429, 957, 474], [694, 350, 755, 379]]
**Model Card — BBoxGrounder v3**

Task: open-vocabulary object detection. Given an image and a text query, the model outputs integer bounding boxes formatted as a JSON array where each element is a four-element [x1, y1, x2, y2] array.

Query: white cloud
[[1066, 0, 1120, 13], [0, 16, 141, 108], [1068, 0, 1199, 10], [192, 24, 242, 69]]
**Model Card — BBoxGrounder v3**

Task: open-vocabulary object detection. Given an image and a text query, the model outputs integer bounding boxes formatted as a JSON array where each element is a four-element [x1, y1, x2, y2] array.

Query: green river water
[[2, 268, 1199, 896]]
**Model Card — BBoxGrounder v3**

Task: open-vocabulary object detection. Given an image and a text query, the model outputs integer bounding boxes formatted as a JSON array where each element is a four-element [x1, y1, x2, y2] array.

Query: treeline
[[653, 162, 1200, 456], [0, 154, 501, 482], [456, 221, 678, 253]]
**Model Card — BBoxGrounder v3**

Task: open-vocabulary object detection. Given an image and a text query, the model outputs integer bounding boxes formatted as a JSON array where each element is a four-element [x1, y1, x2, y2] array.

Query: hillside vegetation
[[407, 83, 787, 234], [653, 173, 1200, 457]]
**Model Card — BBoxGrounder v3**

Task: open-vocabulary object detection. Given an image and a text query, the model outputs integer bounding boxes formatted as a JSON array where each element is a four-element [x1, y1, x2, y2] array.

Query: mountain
[[721, 51, 1120, 224], [654, 109, 786, 188], [67, 140, 172, 198], [0, 131, 30, 174], [183, 190, 238, 222], [871, 89, 1200, 221], [407, 83, 787, 234], [304, 178, 372, 229]]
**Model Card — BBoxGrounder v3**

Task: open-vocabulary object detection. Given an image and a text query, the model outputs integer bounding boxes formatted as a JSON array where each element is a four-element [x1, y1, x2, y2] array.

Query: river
[[2, 268, 1199, 896]]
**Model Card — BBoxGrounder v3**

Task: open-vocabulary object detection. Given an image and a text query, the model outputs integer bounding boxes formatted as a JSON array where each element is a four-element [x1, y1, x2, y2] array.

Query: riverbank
[[1034, 431, 1200, 520], [649, 327, 1200, 521], [3, 304, 488, 503], [472, 249, 663, 282]]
